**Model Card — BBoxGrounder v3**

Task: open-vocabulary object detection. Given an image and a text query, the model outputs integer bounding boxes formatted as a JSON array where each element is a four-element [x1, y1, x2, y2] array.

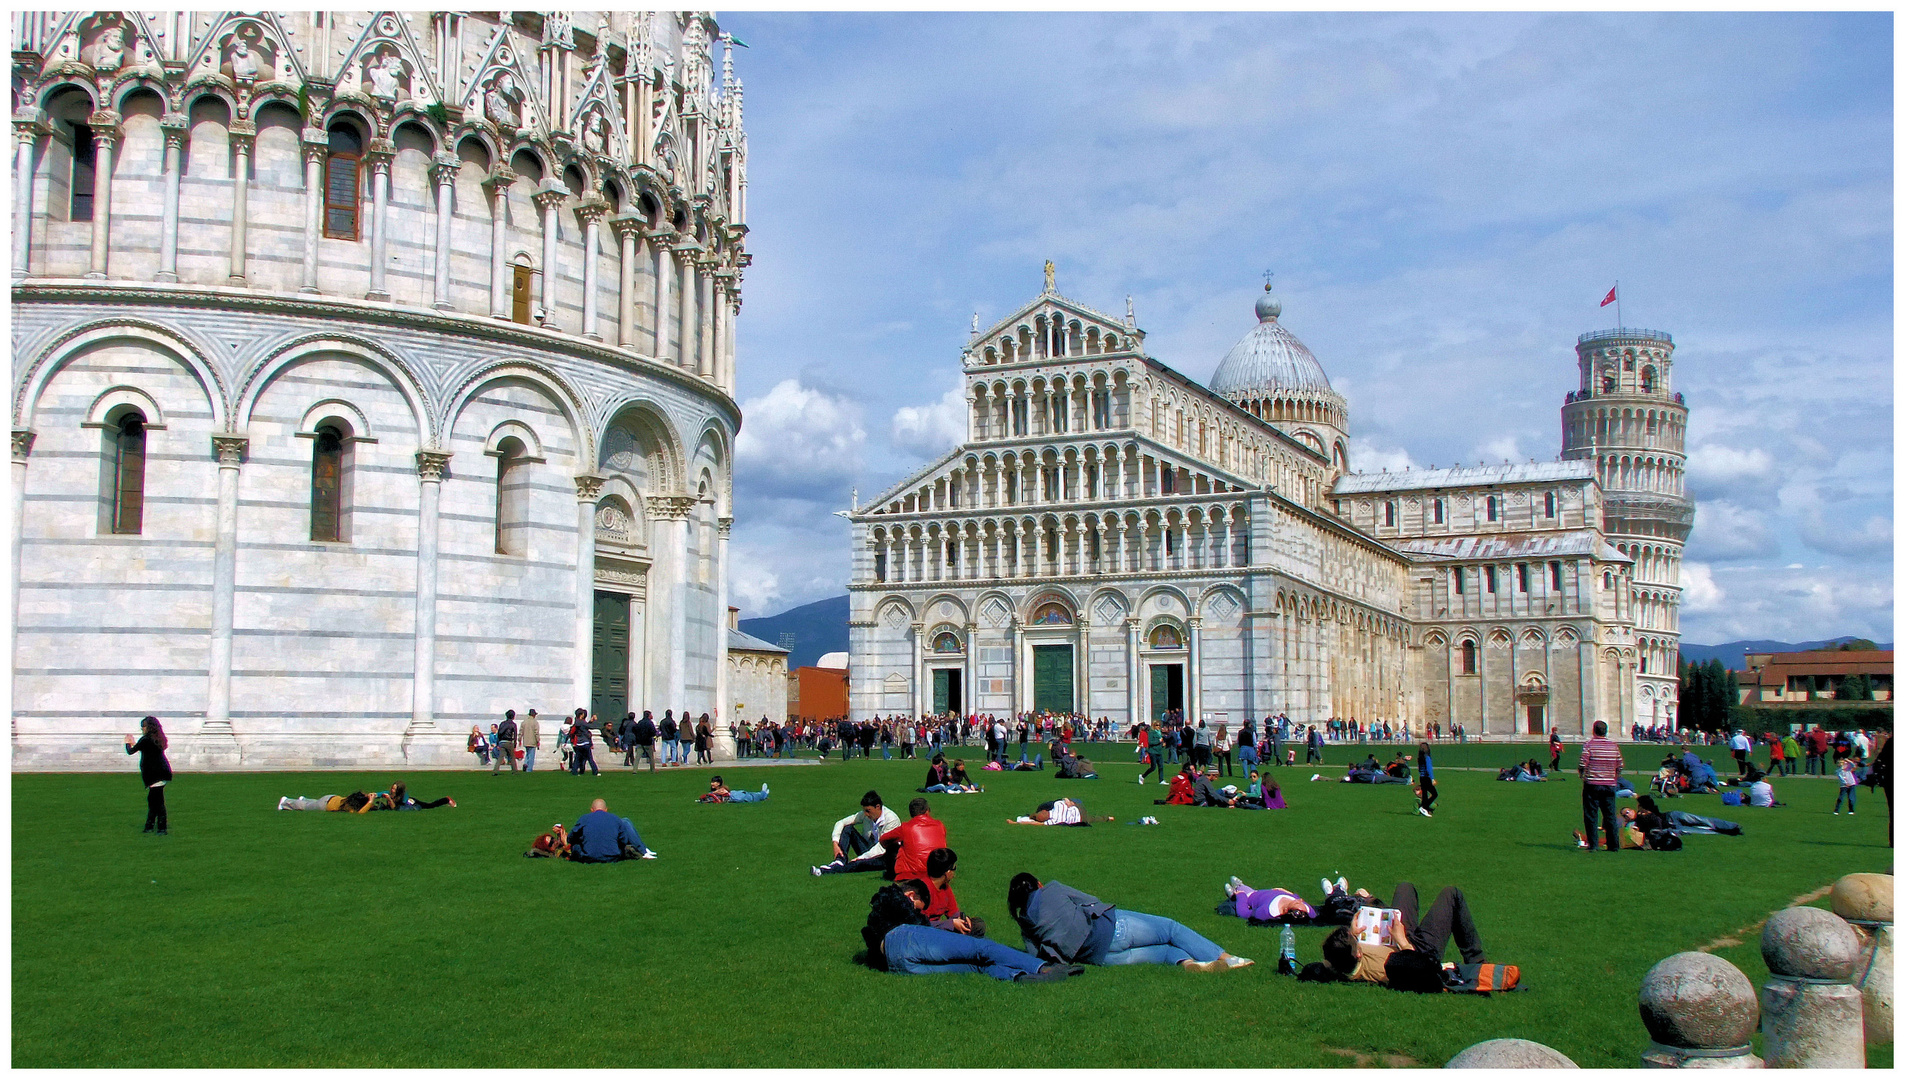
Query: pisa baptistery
[[11, 12, 749, 769]]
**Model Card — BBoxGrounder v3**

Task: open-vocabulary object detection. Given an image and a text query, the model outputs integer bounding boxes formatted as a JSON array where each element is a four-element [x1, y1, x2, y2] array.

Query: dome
[[1209, 285, 1336, 398]]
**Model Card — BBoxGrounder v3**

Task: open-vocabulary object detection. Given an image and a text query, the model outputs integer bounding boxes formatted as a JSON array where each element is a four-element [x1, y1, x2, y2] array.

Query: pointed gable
[[183, 13, 309, 87], [967, 289, 1145, 369], [460, 21, 548, 134], [332, 12, 442, 108], [569, 56, 628, 161]]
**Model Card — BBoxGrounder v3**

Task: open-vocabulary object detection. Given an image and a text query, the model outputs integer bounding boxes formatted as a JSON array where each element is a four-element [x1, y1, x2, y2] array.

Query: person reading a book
[[1320, 882, 1488, 989]]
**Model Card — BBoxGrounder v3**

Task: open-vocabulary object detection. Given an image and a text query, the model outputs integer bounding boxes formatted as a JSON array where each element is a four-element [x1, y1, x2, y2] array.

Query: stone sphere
[[1831, 873, 1894, 924], [1638, 952, 1759, 1049], [1762, 906, 1863, 981], [1445, 1039, 1579, 1069]]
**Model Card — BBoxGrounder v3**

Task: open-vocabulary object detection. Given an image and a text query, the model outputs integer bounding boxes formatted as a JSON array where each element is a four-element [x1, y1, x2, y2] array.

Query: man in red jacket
[[881, 797, 947, 882]]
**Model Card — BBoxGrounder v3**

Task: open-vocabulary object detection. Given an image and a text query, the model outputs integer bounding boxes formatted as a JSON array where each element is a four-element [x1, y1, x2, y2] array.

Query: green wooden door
[[1150, 663, 1183, 723], [591, 591, 629, 721], [1032, 645, 1074, 714], [932, 669, 952, 714]]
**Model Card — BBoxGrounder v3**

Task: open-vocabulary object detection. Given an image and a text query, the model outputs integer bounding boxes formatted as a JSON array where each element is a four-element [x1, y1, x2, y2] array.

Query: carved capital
[[12, 429, 37, 463], [416, 450, 452, 482], [481, 166, 516, 195], [226, 121, 256, 154], [301, 129, 329, 165], [717, 515, 733, 538], [609, 212, 647, 241], [87, 110, 122, 149], [211, 434, 249, 467], [429, 153, 461, 187], [159, 113, 188, 148], [575, 474, 607, 501], [532, 183, 571, 213], [573, 196, 610, 227], [365, 139, 395, 173], [644, 495, 697, 520]]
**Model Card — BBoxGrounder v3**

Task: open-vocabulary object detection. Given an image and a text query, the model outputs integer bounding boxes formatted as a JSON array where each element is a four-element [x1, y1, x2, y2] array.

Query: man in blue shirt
[[570, 798, 655, 862]]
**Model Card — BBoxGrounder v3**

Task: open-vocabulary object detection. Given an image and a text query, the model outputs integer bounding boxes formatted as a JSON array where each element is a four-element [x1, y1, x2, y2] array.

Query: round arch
[[16, 319, 227, 431]]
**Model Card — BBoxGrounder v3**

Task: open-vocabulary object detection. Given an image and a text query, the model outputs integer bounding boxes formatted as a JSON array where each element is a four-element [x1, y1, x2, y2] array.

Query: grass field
[[13, 749, 1891, 1068]]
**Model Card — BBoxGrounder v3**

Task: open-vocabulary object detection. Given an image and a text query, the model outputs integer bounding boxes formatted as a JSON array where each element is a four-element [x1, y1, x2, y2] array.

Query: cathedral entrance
[[591, 591, 629, 721], [1525, 705, 1545, 734], [932, 668, 963, 714], [1032, 645, 1074, 713], [1149, 663, 1184, 723]]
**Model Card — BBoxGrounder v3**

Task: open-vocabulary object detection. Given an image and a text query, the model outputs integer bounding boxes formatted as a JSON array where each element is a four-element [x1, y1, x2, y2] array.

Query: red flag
[[1600, 285, 1617, 307]]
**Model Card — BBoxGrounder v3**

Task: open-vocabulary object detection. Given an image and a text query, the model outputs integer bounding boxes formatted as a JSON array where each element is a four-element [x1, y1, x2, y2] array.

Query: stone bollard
[[1445, 1038, 1578, 1068], [1760, 906, 1865, 1068], [1637, 952, 1763, 1068], [1831, 872, 1894, 1045]]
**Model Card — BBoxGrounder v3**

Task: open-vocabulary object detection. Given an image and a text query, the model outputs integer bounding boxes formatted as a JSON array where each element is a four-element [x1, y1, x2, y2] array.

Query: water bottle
[[1279, 924, 1298, 975]]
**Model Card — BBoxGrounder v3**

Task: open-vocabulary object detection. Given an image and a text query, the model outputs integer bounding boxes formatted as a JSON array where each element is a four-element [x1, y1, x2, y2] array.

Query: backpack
[[1647, 829, 1683, 851], [1443, 963, 1521, 993], [1383, 949, 1446, 993]]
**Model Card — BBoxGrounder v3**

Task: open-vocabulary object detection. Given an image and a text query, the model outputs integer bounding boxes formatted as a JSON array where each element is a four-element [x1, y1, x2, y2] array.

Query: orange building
[[788, 666, 849, 721]]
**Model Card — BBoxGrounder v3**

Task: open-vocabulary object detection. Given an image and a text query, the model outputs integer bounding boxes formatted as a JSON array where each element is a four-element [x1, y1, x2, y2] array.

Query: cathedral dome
[[1209, 285, 1335, 398]]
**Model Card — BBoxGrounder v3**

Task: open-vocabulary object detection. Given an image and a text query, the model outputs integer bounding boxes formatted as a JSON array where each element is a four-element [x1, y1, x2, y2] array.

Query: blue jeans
[[1835, 786, 1858, 812], [882, 745, 891, 760], [523, 748, 537, 772], [728, 789, 768, 803], [1237, 746, 1259, 771], [883, 924, 1048, 980], [1101, 910, 1225, 966]]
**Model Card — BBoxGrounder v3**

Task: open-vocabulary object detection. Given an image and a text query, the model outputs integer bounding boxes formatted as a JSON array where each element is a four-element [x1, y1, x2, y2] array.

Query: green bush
[[1730, 704, 1892, 736]]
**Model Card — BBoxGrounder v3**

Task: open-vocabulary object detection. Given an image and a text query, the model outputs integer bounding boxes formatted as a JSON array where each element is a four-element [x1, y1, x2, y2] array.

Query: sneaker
[[1224, 954, 1256, 970], [1416, 807, 1431, 817], [1833, 811, 1840, 815], [1321, 877, 1335, 896], [277, 797, 289, 811], [761, 784, 770, 795], [1336, 877, 1348, 895], [1848, 812, 1855, 816], [1228, 875, 1248, 895], [1015, 963, 1076, 983], [810, 865, 824, 877], [640, 850, 659, 859]]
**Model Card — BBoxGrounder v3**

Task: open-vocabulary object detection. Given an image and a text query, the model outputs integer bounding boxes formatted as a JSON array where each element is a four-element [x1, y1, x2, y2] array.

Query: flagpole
[[1615, 280, 1621, 330]]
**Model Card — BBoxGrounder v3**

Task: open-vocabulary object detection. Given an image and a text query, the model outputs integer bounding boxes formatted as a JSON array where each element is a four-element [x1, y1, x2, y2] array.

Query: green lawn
[[13, 753, 1890, 1067]]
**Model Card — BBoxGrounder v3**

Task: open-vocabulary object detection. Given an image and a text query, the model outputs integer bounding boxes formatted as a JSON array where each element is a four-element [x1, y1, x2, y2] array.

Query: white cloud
[[1686, 443, 1774, 488], [1680, 561, 1725, 613], [1687, 500, 1779, 561], [890, 380, 968, 460], [1475, 435, 1523, 464], [1802, 513, 1892, 558], [734, 379, 867, 497], [727, 542, 783, 616], [1351, 438, 1415, 474]]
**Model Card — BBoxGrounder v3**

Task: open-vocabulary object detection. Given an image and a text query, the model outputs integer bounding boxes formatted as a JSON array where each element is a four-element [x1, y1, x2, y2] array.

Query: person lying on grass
[[1319, 882, 1488, 989], [922, 847, 987, 937], [696, 775, 769, 803], [570, 798, 656, 862], [1007, 872, 1254, 972], [526, 823, 570, 858], [277, 781, 456, 812], [1006, 797, 1112, 826], [862, 880, 1080, 981], [1573, 797, 1742, 850], [1052, 743, 1098, 779], [812, 790, 901, 876], [1223, 876, 1319, 920]]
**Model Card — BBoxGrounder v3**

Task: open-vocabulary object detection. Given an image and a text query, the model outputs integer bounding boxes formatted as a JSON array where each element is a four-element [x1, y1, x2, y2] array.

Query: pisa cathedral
[[12, 11, 750, 768], [847, 270, 1692, 737]]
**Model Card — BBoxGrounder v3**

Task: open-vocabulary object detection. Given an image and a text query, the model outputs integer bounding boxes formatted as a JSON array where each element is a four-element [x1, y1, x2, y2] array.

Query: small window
[[1165, 529, 1176, 556], [874, 550, 887, 582], [1161, 469, 1176, 495], [1602, 374, 1616, 394], [1011, 398, 1028, 437], [1549, 561, 1562, 591], [69, 121, 98, 221], [1384, 501, 1395, 527], [494, 437, 528, 555], [1486, 495, 1498, 522], [1433, 498, 1444, 524], [1604, 570, 1613, 590], [1486, 566, 1497, 593], [1518, 564, 1529, 592], [511, 264, 533, 323], [1545, 491, 1556, 518], [1453, 567, 1465, 595], [107, 412, 146, 534], [945, 540, 957, 567], [323, 124, 364, 240], [310, 424, 347, 541], [1460, 640, 1477, 675]]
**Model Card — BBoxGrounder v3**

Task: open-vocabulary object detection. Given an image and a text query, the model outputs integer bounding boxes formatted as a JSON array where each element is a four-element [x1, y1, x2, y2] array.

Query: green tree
[[1839, 673, 1873, 701]]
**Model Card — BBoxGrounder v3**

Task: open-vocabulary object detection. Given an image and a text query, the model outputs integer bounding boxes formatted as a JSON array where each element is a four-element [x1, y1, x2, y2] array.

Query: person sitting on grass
[[881, 797, 947, 882], [813, 790, 902, 876], [1383, 754, 1411, 781], [922, 753, 952, 791], [1007, 872, 1254, 972], [1156, 763, 1197, 805], [1248, 770, 1287, 809], [570, 798, 656, 862], [697, 775, 770, 803], [1223, 876, 1318, 920], [863, 880, 1079, 981], [1007, 797, 1113, 826], [1747, 768, 1782, 808], [1052, 742, 1098, 779], [1319, 882, 1488, 990], [922, 848, 987, 937]]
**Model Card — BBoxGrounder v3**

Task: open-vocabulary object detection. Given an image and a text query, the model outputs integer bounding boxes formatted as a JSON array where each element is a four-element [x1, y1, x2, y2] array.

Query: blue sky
[[717, 11, 1894, 646]]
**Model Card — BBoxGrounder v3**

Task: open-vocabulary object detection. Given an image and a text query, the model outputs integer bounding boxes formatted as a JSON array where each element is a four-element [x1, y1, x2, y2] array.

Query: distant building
[[1735, 650, 1893, 705], [727, 607, 789, 724], [788, 665, 848, 722]]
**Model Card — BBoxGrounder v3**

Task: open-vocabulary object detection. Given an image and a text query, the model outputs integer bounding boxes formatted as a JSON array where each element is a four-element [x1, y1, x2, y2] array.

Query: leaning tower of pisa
[[1560, 327, 1694, 730]]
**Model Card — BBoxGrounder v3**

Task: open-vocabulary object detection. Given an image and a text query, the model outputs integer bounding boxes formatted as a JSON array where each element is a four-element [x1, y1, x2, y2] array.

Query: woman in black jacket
[[124, 716, 173, 834]]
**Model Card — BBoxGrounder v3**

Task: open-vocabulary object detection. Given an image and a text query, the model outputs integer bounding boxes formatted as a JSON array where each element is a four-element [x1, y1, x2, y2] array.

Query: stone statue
[[581, 112, 609, 155], [224, 28, 261, 81], [81, 25, 126, 72], [1044, 260, 1056, 293], [367, 50, 403, 102], [484, 73, 520, 128]]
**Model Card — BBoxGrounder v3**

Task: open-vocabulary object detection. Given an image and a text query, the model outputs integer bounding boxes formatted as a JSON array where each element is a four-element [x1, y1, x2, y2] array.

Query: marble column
[[1126, 616, 1142, 726], [573, 475, 605, 710], [676, 244, 699, 369], [1012, 621, 1028, 715], [482, 167, 514, 318], [709, 281, 728, 389], [85, 112, 120, 279], [364, 139, 393, 301], [1188, 616, 1203, 725], [651, 231, 676, 359], [715, 515, 732, 729], [1077, 614, 1091, 716], [610, 214, 643, 348], [299, 129, 326, 293], [206, 435, 248, 731], [225, 120, 255, 284], [912, 622, 926, 719], [575, 198, 607, 340], [962, 621, 978, 717], [429, 154, 458, 310], [697, 258, 715, 378], [12, 113, 44, 279], [155, 114, 184, 282], [412, 451, 450, 730], [532, 183, 567, 326], [645, 496, 692, 711], [12, 430, 35, 628]]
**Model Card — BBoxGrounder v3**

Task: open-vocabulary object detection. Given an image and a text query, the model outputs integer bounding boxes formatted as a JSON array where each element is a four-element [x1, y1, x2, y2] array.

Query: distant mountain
[[739, 594, 849, 669], [1680, 637, 1893, 671]]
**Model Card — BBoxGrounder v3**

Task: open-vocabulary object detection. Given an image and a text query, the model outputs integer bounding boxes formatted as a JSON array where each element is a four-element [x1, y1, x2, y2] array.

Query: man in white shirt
[[811, 790, 902, 876], [992, 718, 1009, 764], [1729, 730, 1752, 776]]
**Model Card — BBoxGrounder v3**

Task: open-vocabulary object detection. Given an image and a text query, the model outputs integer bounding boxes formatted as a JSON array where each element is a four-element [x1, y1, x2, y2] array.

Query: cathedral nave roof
[[1394, 533, 1631, 563], [1333, 460, 1594, 495]]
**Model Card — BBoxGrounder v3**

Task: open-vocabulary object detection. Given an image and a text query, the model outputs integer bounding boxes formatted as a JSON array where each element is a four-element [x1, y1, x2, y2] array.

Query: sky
[[716, 11, 1894, 647]]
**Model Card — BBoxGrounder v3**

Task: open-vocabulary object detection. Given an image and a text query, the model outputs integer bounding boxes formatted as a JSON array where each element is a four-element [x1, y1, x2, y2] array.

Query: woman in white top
[[1214, 724, 1234, 777]]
